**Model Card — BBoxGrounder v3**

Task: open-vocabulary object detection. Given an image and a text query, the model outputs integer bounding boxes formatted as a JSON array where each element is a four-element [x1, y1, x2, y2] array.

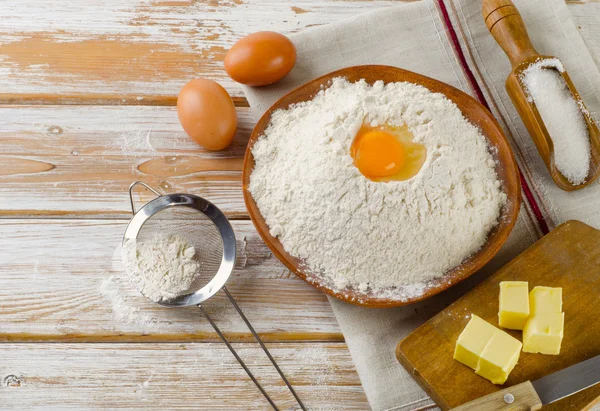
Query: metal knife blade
[[531, 354, 600, 405]]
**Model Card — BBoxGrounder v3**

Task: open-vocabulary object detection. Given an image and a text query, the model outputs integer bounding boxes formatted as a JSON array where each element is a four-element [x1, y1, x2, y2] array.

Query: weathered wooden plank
[[0, 342, 369, 410], [0, 1, 593, 104], [0, 0, 401, 102], [0, 105, 254, 218], [3, 3, 596, 220], [0, 219, 341, 342]]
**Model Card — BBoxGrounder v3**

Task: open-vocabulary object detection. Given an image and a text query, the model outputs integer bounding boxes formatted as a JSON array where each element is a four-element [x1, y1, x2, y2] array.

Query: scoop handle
[[482, 0, 539, 68]]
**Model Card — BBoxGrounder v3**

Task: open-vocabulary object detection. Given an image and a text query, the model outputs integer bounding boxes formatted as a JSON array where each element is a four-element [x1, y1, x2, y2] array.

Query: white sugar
[[522, 59, 590, 185]]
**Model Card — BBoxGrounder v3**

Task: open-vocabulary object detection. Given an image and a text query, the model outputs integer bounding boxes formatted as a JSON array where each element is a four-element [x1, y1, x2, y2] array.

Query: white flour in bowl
[[249, 78, 506, 300]]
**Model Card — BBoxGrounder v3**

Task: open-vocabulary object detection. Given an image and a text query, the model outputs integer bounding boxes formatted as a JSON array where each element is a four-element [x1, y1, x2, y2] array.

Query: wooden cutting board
[[396, 220, 600, 410]]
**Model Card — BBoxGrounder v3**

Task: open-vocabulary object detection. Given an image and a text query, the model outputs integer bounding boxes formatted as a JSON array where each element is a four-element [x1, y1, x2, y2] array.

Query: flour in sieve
[[249, 78, 506, 300], [122, 234, 200, 302]]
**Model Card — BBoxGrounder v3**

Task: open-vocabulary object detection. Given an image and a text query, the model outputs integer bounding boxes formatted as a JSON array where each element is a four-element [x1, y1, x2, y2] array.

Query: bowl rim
[[242, 64, 522, 308]]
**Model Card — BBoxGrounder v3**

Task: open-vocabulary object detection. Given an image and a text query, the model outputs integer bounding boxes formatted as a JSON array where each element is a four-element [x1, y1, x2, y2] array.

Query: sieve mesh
[[130, 205, 224, 297]]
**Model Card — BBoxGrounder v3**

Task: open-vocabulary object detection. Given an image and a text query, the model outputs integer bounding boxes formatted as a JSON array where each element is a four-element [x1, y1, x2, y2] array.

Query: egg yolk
[[351, 131, 406, 178], [350, 124, 427, 182]]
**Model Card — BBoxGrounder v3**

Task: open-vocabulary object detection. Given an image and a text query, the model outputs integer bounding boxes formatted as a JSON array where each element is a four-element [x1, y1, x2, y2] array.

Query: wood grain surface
[[0, 219, 340, 342], [397, 221, 600, 410], [0, 0, 592, 103], [0, 0, 403, 102], [1, 343, 367, 410], [0, 1, 597, 410], [0, 105, 251, 218]]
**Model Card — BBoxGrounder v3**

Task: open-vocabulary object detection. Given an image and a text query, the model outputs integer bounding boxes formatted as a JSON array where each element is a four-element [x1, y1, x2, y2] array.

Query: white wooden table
[[0, 1, 597, 409]]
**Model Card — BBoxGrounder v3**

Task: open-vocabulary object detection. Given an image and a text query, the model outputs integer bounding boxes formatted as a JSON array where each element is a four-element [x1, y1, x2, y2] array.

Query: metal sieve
[[122, 181, 305, 411]]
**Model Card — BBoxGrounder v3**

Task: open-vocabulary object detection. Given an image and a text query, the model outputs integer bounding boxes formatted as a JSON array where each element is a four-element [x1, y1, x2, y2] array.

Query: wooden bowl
[[242, 65, 521, 308]]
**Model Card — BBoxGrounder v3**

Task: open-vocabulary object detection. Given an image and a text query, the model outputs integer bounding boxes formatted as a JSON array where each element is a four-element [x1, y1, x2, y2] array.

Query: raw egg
[[177, 78, 237, 151], [350, 124, 427, 182], [224, 31, 296, 86]]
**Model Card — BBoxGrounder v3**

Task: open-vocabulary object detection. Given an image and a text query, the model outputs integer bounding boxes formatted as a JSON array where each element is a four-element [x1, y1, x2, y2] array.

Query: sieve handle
[[223, 287, 307, 411], [128, 181, 161, 215], [198, 305, 279, 410]]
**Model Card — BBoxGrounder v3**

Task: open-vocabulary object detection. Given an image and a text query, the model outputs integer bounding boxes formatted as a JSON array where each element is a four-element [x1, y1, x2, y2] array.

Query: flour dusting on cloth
[[249, 78, 507, 301]]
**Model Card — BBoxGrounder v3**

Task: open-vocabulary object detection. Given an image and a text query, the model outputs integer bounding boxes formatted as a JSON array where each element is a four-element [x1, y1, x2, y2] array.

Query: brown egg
[[224, 31, 296, 86], [177, 78, 237, 151]]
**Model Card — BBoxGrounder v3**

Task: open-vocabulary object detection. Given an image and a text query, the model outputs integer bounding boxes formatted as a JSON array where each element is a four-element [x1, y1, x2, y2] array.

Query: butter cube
[[523, 311, 564, 355], [530, 286, 562, 314], [499, 281, 530, 330], [454, 314, 497, 369], [476, 330, 522, 384], [454, 315, 522, 384]]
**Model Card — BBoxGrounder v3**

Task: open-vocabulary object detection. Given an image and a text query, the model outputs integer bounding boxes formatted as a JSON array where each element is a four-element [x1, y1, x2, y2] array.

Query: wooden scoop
[[483, 0, 600, 191]]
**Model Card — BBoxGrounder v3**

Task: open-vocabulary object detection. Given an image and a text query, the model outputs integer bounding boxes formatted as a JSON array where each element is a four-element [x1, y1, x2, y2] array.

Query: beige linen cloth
[[242, 1, 600, 409]]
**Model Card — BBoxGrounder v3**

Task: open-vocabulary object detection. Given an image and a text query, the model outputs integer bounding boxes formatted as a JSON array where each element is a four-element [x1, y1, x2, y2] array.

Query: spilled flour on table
[[99, 275, 158, 327], [99, 245, 159, 327], [297, 345, 347, 410], [104, 107, 157, 155]]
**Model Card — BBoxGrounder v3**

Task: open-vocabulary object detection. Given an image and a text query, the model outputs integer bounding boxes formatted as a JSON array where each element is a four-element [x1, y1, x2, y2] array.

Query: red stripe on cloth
[[436, 0, 549, 235]]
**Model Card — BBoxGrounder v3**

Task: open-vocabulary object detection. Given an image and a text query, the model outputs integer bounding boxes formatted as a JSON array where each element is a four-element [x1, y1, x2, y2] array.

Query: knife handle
[[450, 381, 542, 411]]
